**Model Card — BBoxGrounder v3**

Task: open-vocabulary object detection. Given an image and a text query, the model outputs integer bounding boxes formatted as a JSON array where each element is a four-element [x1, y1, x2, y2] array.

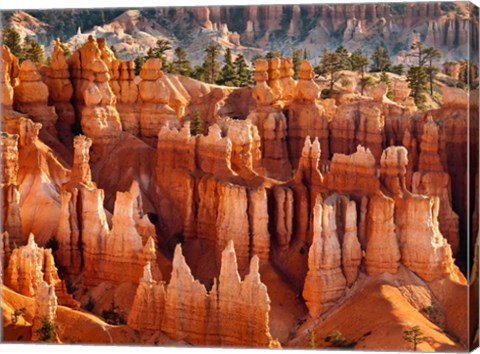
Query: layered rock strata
[[5, 234, 76, 306], [139, 58, 178, 146], [412, 117, 459, 255], [31, 280, 58, 342], [1, 45, 19, 110], [13, 60, 58, 136], [303, 197, 347, 317], [248, 59, 291, 180], [1, 132, 22, 248], [68, 36, 122, 160], [287, 60, 329, 169], [129, 242, 277, 347], [156, 123, 270, 268], [45, 39, 75, 147]]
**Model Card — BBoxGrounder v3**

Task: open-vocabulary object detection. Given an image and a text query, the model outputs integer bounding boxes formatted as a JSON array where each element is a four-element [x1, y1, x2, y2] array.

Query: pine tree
[[390, 64, 405, 76], [459, 60, 479, 90], [36, 317, 56, 342], [191, 65, 205, 81], [410, 41, 426, 66], [335, 45, 351, 70], [292, 48, 302, 80], [171, 47, 192, 77], [23, 37, 45, 64], [190, 109, 203, 136], [315, 48, 342, 92], [219, 48, 237, 86], [423, 47, 441, 95], [350, 49, 369, 94], [407, 66, 428, 109], [379, 71, 393, 99], [134, 55, 145, 76], [2, 26, 23, 59], [202, 43, 221, 84], [403, 326, 429, 351], [233, 54, 251, 87], [146, 39, 172, 71], [370, 45, 391, 72], [265, 50, 281, 59], [59, 42, 72, 59]]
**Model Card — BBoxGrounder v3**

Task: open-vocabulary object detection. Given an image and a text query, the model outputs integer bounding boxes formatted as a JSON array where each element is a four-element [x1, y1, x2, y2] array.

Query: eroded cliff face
[[1, 41, 472, 349], [14, 60, 58, 136], [5, 234, 76, 307], [128, 241, 278, 347], [1, 132, 22, 248], [68, 36, 122, 160], [45, 40, 75, 148]]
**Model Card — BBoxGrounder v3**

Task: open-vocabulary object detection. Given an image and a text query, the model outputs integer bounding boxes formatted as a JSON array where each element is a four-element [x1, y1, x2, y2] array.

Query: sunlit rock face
[[68, 36, 122, 160], [45, 39, 75, 147], [247, 59, 292, 180], [14, 60, 58, 136], [139, 58, 178, 146], [129, 242, 278, 347], [5, 234, 77, 307], [1, 132, 22, 248], [0, 28, 472, 351]]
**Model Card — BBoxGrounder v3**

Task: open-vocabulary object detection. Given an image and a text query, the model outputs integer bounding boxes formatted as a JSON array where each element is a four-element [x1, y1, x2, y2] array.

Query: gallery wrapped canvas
[[0, 1, 479, 352]]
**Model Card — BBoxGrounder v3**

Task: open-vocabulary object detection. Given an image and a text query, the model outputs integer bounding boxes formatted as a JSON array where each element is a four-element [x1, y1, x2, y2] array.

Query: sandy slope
[[288, 267, 466, 351]]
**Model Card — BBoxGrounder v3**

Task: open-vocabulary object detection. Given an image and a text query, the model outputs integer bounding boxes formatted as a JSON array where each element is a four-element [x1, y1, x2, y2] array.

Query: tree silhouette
[[23, 37, 46, 64], [234, 54, 251, 87], [202, 43, 221, 84], [292, 48, 302, 79], [370, 45, 391, 72], [407, 66, 428, 109], [350, 49, 369, 94], [171, 47, 192, 77], [316, 48, 343, 92], [190, 109, 203, 136], [2, 26, 23, 59], [219, 48, 237, 86], [335, 45, 351, 70], [403, 326, 430, 351], [146, 39, 172, 71], [423, 47, 441, 95]]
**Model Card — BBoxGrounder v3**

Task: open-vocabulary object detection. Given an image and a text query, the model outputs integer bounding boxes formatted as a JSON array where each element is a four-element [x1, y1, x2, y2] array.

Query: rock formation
[[139, 58, 178, 146], [217, 117, 263, 177], [127, 263, 166, 331], [364, 194, 401, 276], [412, 117, 459, 255], [68, 36, 122, 159], [341, 199, 362, 286], [14, 60, 58, 136], [266, 57, 282, 106], [5, 234, 76, 306], [248, 59, 291, 180], [287, 60, 329, 168], [380, 146, 456, 282], [323, 145, 380, 195], [129, 242, 277, 347], [1, 45, 19, 110], [303, 197, 347, 318], [116, 60, 140, 136], [279, 57, 296, 104], [45, 39, 75, 147], [1, 132, 22, 248], [31, 280, 58, 342]]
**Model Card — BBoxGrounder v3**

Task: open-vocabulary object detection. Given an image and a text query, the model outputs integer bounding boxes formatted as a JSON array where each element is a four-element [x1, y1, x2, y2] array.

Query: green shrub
[[36, 317, 56, 342], [11, 307, 27, 325]]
